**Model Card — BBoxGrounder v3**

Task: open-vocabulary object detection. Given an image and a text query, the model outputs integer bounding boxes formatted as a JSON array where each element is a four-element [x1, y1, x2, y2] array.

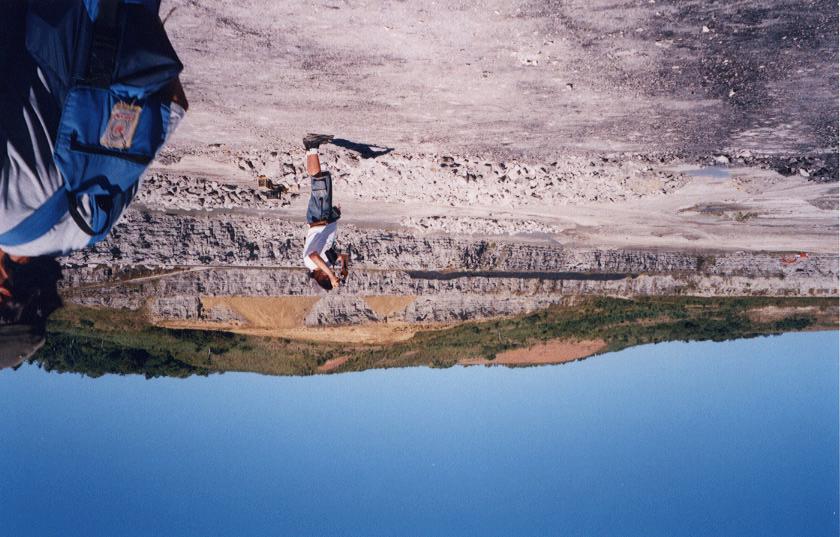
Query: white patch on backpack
[[100, 102, 142, 150]]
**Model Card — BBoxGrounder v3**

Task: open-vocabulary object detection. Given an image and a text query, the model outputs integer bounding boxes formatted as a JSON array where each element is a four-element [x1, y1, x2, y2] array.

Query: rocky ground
[[164, 0, 838, 159], [61, 0, 839, 340]]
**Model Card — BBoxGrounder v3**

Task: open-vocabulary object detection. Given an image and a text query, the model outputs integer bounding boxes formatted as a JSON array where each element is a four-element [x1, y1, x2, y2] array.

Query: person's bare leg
[[306, 149, 322, 176]]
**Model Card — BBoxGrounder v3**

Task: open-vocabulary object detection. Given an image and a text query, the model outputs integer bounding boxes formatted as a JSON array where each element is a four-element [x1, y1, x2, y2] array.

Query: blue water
[[686, 166, 731, 180], [1, 332, 838, 537]]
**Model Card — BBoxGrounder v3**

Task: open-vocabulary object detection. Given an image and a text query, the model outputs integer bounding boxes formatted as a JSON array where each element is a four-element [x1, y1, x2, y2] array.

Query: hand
[[170, 77, 188, 111], [0, 252, 30, 305], [330, 275, 341, 289], [0, 253, 11, 305]]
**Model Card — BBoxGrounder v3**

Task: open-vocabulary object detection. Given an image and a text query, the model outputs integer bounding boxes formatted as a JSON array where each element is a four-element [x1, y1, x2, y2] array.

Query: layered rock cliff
[[60, 206, 838, 327]]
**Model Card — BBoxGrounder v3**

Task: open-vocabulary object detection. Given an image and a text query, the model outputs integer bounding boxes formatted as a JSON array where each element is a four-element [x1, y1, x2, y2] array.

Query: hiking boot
[[303, 133, 334, 150]]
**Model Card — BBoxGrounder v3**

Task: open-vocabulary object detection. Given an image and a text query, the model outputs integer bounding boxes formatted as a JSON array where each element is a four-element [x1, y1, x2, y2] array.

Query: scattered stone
[[402, 216, 564, 236]]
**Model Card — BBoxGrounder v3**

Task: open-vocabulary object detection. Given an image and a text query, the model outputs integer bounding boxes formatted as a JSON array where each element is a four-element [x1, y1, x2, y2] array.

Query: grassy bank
[[33, 297, 838, 378]]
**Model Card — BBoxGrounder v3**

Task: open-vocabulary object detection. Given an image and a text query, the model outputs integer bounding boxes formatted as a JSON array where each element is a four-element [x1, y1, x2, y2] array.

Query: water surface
[[686, 165, 731, 180], [1, 332, 837, 536]]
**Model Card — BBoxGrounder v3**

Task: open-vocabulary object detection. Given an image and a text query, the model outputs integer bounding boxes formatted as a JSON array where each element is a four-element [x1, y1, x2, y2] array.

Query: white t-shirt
[[302, 222, 337, 271], [0, 68, 186, 257], [0, 68, 90, 257]]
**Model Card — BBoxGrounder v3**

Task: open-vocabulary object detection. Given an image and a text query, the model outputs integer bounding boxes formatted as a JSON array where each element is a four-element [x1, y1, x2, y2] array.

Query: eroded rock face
[[64, 209, 837, 275], [202, 303, 246, 324], [304, 295, 378, 326], [149, 296, 202, 320], [60, 207, 838, 327], [402, 295, 571, 323], [140, 150, 691, 214], [64, 266, 837, 327]]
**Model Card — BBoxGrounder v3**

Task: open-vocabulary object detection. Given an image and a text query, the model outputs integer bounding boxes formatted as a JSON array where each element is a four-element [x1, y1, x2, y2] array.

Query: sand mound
[[201, 296, 319, 329]]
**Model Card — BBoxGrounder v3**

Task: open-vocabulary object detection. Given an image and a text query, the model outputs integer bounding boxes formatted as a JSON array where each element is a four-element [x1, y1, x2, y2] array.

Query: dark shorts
[[306, 171, 339, 224]]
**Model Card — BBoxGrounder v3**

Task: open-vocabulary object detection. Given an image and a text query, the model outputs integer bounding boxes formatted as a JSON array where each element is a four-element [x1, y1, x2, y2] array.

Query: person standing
[[301, 134, 349, 291]]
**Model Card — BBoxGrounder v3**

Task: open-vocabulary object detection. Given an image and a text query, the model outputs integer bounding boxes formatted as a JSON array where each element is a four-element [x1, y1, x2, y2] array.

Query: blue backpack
[[0, 0, 183, 248]]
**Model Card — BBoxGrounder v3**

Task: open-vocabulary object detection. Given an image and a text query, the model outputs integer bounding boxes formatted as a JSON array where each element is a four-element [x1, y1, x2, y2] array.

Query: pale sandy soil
[[460, 339, 608, 366], [164, 0, 837, 159], [255, 324, 421, 344], [202, 296, 319, 329], [363, 296, 417, 318], [159, 319, 425, 344], [193, 295, 427, 343], [203, 295, 419, 329]]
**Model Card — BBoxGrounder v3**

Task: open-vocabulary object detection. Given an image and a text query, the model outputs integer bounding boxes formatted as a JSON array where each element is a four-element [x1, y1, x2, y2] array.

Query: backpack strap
[[67, 188, 113, 237], [84, 0, 121, 88], [0, 189, 69, 247]]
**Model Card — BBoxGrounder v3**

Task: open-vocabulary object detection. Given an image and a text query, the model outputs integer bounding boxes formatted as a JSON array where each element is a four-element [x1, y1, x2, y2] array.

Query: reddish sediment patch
[[318, 355, 351, 373], [460, 339, 607, 366]]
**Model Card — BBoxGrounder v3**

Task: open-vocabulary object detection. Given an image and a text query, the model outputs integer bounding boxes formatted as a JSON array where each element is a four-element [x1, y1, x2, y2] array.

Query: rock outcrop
[[59, 204, 837, 328], [304, 295, 379, 326]]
